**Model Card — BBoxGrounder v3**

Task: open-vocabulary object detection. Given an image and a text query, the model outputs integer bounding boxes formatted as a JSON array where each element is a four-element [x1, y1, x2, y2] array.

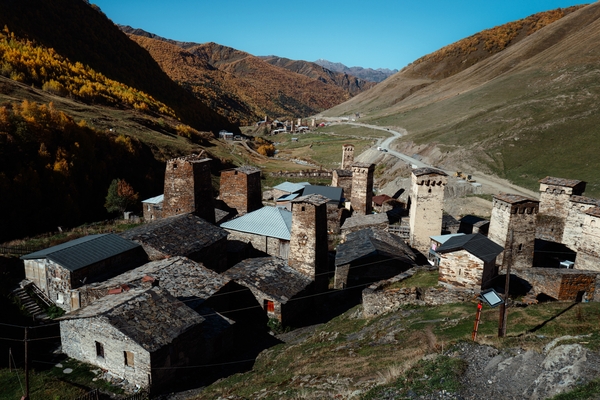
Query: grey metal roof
[[21, 234, 141, 272], [430, 233, 465, 244], [436, 233, 503, 263], [301, 185, 343, 203], [273, 182, 307, 193], [277, 193, 300, 202], [142, 194, 164, 204], [220, 206, 292, 240]]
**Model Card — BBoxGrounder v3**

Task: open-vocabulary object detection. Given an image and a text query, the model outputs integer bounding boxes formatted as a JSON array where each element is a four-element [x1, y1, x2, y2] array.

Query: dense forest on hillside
[[0, 100, 164, 242]]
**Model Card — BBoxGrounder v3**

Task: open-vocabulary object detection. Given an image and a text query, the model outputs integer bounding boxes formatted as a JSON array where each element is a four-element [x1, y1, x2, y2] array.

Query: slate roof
[[301, 185, 343, 203], [273, 182, 308, 194], [220, 206, 292, 240], [224, 166, 261, 175], [341, 213, 389, 230], [21, 234, 141, 272], [570, 196, 600, 206], [436, 233, 503, 263], [120, 213, 228, 256], [224, 257, 312, 303], [336, 228, 416, 267], [493, 193, 538, 204], [80, 256, 228, 308], [61, 287, 203, 353], [292, 193, 330, 207], [585, 206, 600, 218], [412, 167, 447, 177], [539, 176, 584, 187], [333, 169, 353, 177], [142, 194, 164, 204]]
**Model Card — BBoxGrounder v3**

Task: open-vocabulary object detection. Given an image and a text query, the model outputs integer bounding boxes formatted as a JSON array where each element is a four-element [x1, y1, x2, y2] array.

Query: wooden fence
[[0, 245, 42, 256]]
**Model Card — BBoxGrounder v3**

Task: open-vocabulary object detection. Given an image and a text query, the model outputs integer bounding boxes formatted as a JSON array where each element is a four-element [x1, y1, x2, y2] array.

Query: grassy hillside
[[322, 4, 600, 197]]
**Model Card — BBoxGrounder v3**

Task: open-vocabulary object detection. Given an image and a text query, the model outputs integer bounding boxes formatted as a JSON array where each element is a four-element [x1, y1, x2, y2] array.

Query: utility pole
[[498, 230, 513, 337], [22, 327, 29, 400]]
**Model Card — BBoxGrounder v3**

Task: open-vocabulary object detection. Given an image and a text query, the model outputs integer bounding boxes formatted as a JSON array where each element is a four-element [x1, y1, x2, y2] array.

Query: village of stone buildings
[[15, 142, 600, 393]]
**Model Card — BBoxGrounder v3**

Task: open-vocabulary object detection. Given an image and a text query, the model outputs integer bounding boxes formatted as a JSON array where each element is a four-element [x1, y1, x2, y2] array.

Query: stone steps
[[12, 286, 50, 321]]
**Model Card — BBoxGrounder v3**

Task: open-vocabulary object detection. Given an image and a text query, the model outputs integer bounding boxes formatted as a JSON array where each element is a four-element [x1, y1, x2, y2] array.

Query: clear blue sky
[[92, 0, 589, 70]]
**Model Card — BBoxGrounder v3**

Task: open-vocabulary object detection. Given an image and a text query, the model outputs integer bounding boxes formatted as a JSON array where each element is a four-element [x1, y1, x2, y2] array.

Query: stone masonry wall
[[537, 182, 582, 242], [351, 163, 374, 215], [409, 173, 447, 253], [438, 250, 488, 290], [60, 318, 151, 388], [341, 144, 355, 170], [563, 199, 598, 251], [516, 268, 599, 302], [576, 213, 600, 272], [225, 230, 286, 258], [220, 168, 262, 215], [362, 267, 476, 318]]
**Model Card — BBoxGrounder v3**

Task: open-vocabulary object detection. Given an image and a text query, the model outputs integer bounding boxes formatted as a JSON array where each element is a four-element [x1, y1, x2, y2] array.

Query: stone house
[[59, 287, 213, 390], [458, 215, 489, 235], [436, 233, 504, 291], [224, 257, 313, 327], [428, 233, 466, 267], [220, 206, 292, 259], [120, 213, 228, 272], [372, 194, 392, 213], [562, 195, 600, 251], [516, 268, 599, 302], [341, 213, 389, 237], [575, 206, 600, 271], [271, 181, 308, 203], [21, 234, 146, 312], [408, 168, 448, 253], [141, 194, 163, 222], [334, 228, 417, 289], [537, 176, 586, 243]]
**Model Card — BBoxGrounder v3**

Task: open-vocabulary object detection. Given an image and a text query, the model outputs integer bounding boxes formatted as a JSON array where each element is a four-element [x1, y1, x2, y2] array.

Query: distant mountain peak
[[314, 59, 398, 83]]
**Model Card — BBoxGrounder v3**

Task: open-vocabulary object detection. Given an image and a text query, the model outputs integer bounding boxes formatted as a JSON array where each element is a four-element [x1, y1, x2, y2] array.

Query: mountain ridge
[[314, 58, 398, 82]]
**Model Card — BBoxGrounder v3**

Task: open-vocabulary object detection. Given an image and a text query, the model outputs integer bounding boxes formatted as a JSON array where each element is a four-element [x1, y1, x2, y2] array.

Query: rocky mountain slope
[[315, 59, 399, 82], [321, 4, 600, 197]]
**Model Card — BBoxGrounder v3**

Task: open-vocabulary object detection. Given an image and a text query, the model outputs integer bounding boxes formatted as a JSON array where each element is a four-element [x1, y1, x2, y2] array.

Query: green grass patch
[[386, 270, 439, 290], [550, 377, 600, 400]]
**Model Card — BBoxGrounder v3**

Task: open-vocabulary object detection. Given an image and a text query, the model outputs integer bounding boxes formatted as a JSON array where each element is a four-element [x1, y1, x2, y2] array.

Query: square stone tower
[[575, 206, 600, 271], [408, 168, 447, 252], [341, 144, 355, 170], [488, 193, 539, 270], [351, 162, 375, 215], [537, 176, 586, 242], [219, 166, 262, 215], [563, 196, 600, 251], [163, 155, 215, 223], [288, 194, 329, 290]]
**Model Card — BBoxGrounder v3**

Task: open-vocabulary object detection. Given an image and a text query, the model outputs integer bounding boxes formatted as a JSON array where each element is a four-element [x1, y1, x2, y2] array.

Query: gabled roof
[[301, 185, 343, 203], [341, 213, 389, 230], [276, 193, 300, 202], [120, 213, 228, 256], [437, 233, 503, 263], [336, 228, 416, 267], [430, 233, 465, 245], [493, 193, 538, 205], [80, 256, 229, 308], [21, 234, 141, 272], [220, 206, 292, 240], [60, 287, 203, 353], [142, 194, 164, 204], [372, 194, 392, 206], [273, 181, 308, 194], [539, 176, 584, 187], [224, 257, 312, 303]]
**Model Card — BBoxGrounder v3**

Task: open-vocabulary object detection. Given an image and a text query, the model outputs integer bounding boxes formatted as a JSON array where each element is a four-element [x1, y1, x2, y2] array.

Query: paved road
[[329, 120, 538, 198]]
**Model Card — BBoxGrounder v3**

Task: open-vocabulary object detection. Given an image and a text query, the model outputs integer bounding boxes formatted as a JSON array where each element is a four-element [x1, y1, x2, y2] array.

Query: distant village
[[15, 142, 600, 393]]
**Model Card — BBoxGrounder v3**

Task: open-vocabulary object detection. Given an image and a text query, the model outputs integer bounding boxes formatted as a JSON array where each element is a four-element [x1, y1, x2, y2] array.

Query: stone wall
[[537, 179, 585, 242], [575, 211, 600, 271], [219, 167, 262, 215], [61, 318, 152, 388], [268, 170, 332, 178], [163, 156, 215, 223], [438, 250, 497, 291], [350, 163, 374, 215], [331, 170, 352, 200], [142, 203, 162, 222], [408, 171, 447, 252], [563, 197, 598, 251], [362, 267, 476, 318], [516, 268, 599, 302], [225, 230, 287, 259], [341, 144, 354, 170]]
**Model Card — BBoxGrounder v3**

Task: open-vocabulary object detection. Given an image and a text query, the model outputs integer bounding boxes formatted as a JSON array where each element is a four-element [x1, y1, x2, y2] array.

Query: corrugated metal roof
[[437, 233, 503, 263], [430, 233, 465, 244], [273, 182, 307, 193], [142, 194, 164, 204], [277, 193, 300, 202], [21, 234, 141, 272], [220, 206, 292, 240], [301, 185, 343, 203]]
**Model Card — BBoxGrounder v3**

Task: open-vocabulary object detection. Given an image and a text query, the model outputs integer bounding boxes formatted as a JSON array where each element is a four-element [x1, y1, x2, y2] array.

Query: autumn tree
[[104, 179, 139, 215]]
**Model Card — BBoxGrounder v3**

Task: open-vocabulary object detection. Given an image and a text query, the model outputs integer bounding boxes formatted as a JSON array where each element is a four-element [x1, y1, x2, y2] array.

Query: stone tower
[[408, 168, 447, 252], [488, 194, 539, 271], [288, 194, 329, 291], [219, 166, 262, 215], [537, 176, 586, 243], [563, 196, 600, 251], [341, 144, 355, 170], [575, 207, 600, 271], [350, 162, 374, 215], [163, 154, 215, 223]]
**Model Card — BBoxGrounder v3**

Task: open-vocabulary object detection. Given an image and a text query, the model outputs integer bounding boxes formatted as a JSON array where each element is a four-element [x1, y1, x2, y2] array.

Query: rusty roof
[[493, 193, 539, 205], [412, 167, 447, 177], [120, 213, 227, 257], [224, 257, 312, 304], [60, 287, 204, 352], [539, 176, 584, 187]]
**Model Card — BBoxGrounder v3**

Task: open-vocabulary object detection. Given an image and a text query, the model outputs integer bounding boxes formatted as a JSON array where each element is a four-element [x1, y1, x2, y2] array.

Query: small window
[[124, 351, 134, 367], [264, 299, 275, 313], [173, 163, 178, 169], [518, 243, 523, 252], [95, 341, 104, 358]]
